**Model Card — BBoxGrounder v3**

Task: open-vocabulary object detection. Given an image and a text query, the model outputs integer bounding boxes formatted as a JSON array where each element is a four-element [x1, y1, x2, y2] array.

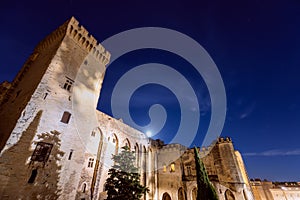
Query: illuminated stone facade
[[0, 17, 254, 200], [251, 181, 300, 200]]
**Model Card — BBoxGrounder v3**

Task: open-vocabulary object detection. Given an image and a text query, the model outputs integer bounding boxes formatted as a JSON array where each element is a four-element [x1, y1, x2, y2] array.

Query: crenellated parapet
[[33, 17, 110, 66], [66, 17, 110, 66], [35, 19, 70, 52], [217, 136, 232, 144]]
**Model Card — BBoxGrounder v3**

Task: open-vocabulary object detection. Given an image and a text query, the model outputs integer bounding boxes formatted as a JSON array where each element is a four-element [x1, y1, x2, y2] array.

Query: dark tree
[[105, 146, 148, 200], [194, 147, 219, 200]]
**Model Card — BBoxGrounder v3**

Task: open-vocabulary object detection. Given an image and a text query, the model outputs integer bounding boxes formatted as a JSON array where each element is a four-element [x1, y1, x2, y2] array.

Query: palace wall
[[0, 17, 254, 200]]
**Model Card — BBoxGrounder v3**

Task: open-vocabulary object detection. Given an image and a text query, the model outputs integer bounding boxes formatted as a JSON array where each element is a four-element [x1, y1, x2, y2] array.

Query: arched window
[[178, 187, 186, 200], [82, 183, 87, 193], [142, 145, 147, 185], [162, 192, 171, 200], [113, 134, 118, 155], [122, 138, 131, 149], [135, 143, 139, 167], [170, 163, 175, 172], [163, 164, 167, 172], [225, 189, 235, 200]]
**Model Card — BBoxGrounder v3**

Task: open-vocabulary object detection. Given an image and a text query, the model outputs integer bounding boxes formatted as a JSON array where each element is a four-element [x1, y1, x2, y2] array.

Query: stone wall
[[155, 138, 254, 200], [251, 181, 300, 200], [0, 17, 256, 200], [0, 17, 110, 200]]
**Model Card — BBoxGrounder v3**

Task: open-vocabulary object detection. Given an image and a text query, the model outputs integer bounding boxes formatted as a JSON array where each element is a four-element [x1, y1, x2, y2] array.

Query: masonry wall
[[93, 111, 155, 200], [155, 138, 254, 200], [251, 181, 300, 200], [0, 17, 110, 200], [0, 20, 69, 151], [203, 137, 252, 200], [0, 17, 256, 200]]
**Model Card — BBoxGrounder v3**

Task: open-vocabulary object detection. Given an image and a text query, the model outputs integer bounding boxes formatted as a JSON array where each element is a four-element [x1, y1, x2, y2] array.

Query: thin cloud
[[239, 102, 256, 119], [243, 149, 300, 156]]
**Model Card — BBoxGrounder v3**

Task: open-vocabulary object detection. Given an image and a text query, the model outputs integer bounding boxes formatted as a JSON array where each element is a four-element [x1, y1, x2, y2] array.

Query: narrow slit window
[[61, 111, 71, 124], [43, 92, 48, 100], [68, 150, 73, 160], [91, 131, 96, 137], [88, 158, 94, 168], [187, 166, 192, 176], [28, 169, 38, 183]]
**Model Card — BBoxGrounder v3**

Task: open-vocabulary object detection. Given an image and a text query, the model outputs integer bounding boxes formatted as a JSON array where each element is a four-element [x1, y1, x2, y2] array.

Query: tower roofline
[[66, 16, 110, 65]]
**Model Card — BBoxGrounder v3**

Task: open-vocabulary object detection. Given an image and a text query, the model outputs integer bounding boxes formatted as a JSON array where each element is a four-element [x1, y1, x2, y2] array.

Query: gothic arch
[[162, 192, 171, 200], [81, 182, 87, 193], [142, 145, 147, 185], [135, 143, 139, 167], [225, 189, 235, 200], [95, 127, 104, 154], [178, 187, 186, 200], [122, 138, 131, 149], [148, 147, 152, 171], [112, 134, 119, 154], [91, 127, 104, 196]]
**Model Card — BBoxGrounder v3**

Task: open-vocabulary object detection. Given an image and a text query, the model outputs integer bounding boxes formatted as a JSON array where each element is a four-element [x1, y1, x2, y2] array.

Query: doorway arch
[[225, 189, 235, 200], [178, 187, 186, 200], [162, 192, 171, 200]]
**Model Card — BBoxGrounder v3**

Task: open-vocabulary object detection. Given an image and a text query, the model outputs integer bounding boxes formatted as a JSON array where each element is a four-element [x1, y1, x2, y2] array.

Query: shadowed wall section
[[0, 111, 64, 199]]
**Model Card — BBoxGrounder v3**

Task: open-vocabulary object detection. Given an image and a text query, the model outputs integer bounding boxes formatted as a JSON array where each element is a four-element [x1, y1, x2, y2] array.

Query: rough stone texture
[[0, 17, 254, 200], [251, 181, 300, 200], [156, 138, 254, 200], [0, 17, 110, 200]]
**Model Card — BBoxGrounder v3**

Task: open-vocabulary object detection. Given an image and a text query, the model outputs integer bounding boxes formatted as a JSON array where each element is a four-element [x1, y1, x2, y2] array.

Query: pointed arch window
[[170, 163, 175, 172], [82, 183, 87, 193]]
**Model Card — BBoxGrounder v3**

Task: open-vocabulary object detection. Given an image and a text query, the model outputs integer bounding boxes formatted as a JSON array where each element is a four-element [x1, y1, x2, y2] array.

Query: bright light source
[[146, 131, 152, 137]]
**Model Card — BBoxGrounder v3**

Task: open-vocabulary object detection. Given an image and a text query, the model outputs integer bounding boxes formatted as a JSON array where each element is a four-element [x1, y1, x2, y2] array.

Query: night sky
[[1, 0, 299, 181]]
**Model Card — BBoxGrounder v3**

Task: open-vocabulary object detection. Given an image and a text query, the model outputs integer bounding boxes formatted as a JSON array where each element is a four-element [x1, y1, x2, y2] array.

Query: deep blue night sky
[[0, 0, 299, 181]]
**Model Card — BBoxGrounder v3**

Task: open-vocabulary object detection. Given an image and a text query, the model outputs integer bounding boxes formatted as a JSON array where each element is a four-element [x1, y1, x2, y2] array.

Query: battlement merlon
[[217, 136, 232, 143], [67, 17, 111, 66], [8, 17, 111, 93], [35, 16, 111, 66]]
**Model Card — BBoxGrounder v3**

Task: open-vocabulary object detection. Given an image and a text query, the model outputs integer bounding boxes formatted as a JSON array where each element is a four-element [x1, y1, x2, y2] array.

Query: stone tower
[[0, 17, 110, 199]]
